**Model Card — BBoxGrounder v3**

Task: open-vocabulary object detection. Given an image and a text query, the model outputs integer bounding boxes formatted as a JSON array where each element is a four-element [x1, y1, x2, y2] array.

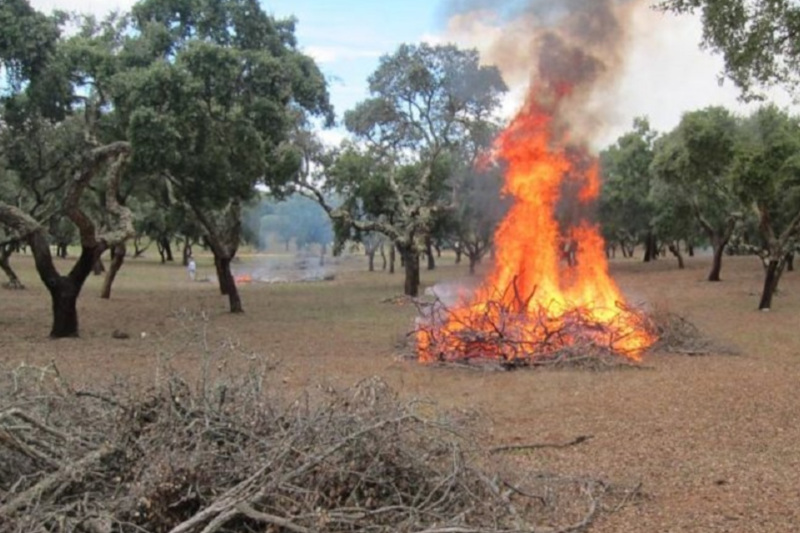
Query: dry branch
[[0, 313, 631, 533], [490, 435, 594, 455]]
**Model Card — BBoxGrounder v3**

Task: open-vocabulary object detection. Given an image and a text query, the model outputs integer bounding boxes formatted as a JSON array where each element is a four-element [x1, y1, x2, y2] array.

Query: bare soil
[[2, 252, 799, 532]]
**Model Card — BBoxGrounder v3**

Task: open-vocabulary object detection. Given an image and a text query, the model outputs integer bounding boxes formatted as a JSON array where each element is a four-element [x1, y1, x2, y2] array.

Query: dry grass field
[[1, 250, 799, 532]]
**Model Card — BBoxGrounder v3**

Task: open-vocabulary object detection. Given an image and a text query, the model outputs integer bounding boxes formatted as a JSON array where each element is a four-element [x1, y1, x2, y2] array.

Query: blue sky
[[263, 0, 442, 120]]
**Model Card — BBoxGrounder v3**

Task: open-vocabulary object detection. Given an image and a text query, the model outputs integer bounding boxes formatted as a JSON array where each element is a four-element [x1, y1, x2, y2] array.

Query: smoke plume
[[440, 0, 641, 143]]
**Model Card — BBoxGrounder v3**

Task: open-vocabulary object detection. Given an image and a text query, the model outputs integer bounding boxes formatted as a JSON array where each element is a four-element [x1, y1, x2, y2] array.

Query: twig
[[489, 435, 593, 455]]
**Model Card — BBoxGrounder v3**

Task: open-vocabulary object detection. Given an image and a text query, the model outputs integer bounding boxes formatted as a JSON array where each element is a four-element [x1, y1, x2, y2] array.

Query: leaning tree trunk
[[667, 242, 685, 269], [92, 255, 105, 275], [758, 258, 786, 310], [214, 254, 243, 313], [101, 243, 126, 299], [0, 244, 24, 289], [401, 248, 421, 297], [708, 239, 726, 282]]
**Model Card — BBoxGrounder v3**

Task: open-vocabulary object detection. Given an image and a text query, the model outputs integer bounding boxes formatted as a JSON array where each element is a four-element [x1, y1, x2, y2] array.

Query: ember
[[416, 1, 657, 365]]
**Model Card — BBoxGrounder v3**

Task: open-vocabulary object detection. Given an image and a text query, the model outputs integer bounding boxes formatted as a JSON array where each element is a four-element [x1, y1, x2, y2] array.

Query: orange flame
[[417, 86, 655, 363]]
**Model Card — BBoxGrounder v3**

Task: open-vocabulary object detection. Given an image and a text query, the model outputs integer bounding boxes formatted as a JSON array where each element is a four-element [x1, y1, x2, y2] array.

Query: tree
[[119, 0, 333, 313], [649, 178, 696, 269], [651, 106, 742, 281], [1, 2, 135, 336], [303, 43, 507, 296], [731, 105, 800, 310], [599, 118, 658, 260], [659, 0, 800, 98]]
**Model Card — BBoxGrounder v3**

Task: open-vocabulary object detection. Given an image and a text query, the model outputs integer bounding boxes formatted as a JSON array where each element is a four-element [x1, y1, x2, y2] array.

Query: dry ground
[[1, 251, 800, 532]]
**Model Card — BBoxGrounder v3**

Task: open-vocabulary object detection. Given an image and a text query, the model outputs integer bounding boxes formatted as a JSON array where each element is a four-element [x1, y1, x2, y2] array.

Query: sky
[[28, 0, 798, 147]]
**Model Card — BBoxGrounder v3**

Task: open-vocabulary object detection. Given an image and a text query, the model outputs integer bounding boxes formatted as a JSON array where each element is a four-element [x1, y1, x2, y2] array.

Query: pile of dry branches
[[0, 313, 633, 533], [415, 285, 653, 369]]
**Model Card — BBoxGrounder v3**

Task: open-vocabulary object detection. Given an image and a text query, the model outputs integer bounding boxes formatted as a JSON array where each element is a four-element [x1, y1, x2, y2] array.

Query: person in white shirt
[[187, 257, 197, 281]]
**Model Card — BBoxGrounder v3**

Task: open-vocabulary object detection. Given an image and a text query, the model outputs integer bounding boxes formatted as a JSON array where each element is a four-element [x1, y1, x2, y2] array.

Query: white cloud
[[304, 45, 383, 65]]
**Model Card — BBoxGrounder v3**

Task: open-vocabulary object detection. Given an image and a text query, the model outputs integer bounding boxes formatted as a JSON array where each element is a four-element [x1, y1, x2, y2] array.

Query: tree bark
[[667, 242, 685, 269], [389, 245, 395, 274], [758, 259, 784, 310], [0, 244, 24, 289], [100, 243, 126, 299], [401, 248, 420, 297], [469, 255, 478, 275], [425, 237, 435, 271], [643, 233, 658, 262], [786, 253, 794, 272], [92, 255, 105, 275], [214, 254, 243, 313], [182, 239, 193, 266], [159, 237, 174, 262], [708, 240, 726, 282]]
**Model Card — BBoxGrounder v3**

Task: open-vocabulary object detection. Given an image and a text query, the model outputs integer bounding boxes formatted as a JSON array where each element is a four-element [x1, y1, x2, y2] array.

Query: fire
[[234, 274, 253, 284], [417, 86, 656, 364]]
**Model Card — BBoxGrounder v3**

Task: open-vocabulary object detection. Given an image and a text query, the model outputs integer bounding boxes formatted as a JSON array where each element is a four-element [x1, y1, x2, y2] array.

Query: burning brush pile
[[417, 0, 658, 367]]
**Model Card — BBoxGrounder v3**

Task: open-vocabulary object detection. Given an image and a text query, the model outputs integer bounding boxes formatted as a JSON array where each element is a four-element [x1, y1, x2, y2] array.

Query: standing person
[[187, 256, 197, 281]]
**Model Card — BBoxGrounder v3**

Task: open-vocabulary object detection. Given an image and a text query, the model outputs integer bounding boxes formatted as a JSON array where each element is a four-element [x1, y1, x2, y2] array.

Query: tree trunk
[[668, 242, 685, 269], [402, 248, 420, 297], [380, 242, 387, 271], [643, 233, 658, 262], [455, 243, 462, 264], [214, 256, 229, 295], [389, 245, 395, 274], [159, 238, 174, 262], [27, 234, 100, 338], [0, 245, 24, 289], [367, 249, 376, 272], [687, 243, 695, 257], [786, 253, 794, 272], [319, 243, 326, 267], [57, 244, 68, 258], [182, 239, 193, 266], [425, 237, 435, 271], [92, 255, 105, 275], [468, 254, 478, 275], [708, 241, 725, 282], [100, 243, 126, 299], [758, 259, 784, 310], [215, 254, 243, 313]]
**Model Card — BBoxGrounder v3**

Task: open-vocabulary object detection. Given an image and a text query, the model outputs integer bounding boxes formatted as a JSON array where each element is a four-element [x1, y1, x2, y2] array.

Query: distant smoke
[[440, 0, 641, 142]]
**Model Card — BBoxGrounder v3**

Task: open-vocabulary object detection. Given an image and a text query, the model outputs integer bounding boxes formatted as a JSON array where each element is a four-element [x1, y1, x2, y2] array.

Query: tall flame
[[417, 1, 655, 364]]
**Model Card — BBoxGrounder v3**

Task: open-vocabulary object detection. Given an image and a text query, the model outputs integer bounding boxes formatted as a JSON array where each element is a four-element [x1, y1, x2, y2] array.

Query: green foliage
[[660, 0, 800, 97], [650, 106, 741, 235], [599, 117, 658, 247]]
